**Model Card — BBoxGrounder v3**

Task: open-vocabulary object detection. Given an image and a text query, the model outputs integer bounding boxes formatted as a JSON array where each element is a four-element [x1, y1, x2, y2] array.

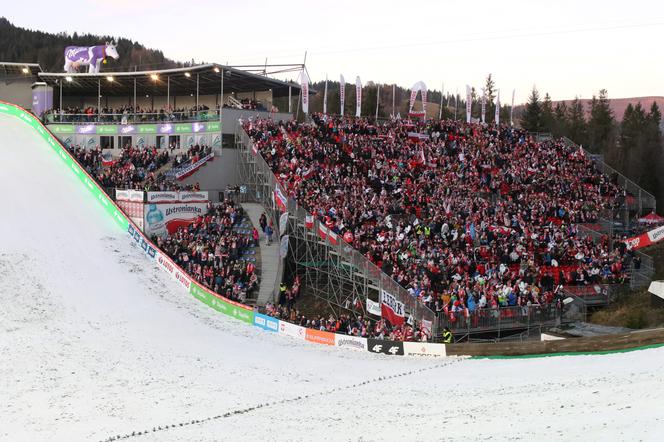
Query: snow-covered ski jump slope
[[1, 104, 663, 441]]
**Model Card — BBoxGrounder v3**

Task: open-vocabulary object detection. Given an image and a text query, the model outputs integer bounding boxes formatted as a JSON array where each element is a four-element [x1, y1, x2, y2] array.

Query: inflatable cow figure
[[64, 41, 119, 74]]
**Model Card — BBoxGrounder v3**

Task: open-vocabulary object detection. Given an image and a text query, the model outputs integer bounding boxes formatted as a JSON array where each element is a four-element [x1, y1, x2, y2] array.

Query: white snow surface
[[1, 113, 664, 442]]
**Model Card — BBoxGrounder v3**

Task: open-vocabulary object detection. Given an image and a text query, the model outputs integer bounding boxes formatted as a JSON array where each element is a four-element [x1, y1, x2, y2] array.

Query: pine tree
[[541, 93, 555, 133], [588, 89, 616, 153], [520, 86, 542, 132], [567, 97, 588, 147], [552, 101, 568, 137]]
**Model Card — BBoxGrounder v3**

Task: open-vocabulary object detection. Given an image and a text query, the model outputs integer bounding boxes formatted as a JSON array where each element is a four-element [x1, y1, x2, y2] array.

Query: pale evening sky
[[4, 0, 664, 103]]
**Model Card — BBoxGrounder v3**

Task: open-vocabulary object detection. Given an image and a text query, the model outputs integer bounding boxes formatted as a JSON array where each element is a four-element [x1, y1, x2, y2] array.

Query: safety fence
[[437, 304, 561, 338]]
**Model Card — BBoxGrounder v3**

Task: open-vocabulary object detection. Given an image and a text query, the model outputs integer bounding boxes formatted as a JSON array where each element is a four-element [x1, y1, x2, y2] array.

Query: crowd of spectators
[[68, 144, 170, 189], [44, 105, 216, 124], [153, 199, 259, 304], [172, 144, 213, 169], [244, 114, 637, 321]]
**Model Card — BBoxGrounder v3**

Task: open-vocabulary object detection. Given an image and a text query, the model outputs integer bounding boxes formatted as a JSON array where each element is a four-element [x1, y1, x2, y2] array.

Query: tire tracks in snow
[[99, 357, 466, 441]]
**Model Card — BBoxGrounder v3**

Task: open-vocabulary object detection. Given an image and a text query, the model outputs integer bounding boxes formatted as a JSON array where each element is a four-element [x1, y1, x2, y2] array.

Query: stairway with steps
[[241, 202, 281, 306]]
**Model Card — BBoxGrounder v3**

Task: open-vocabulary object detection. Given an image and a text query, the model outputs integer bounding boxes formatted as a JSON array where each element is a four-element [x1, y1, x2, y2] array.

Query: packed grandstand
[[57, 110, 649, 342]]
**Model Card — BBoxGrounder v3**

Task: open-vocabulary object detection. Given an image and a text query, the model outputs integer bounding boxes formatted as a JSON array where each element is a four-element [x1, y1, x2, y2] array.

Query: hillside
[[555, 97, 664, 122], [0, 17, 180, 72]]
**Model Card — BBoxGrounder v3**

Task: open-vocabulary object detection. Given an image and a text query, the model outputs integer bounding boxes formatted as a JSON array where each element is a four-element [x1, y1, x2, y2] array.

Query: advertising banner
[[147, 191, 179, 203], [179, 191, 209, 203], [367, 338, 404, 356], [253, 313, 280, 332], [625, 225, 664, 250], [465, 85, 472, 123], [301, 71, 309, 114], [190, 283, 253, 324], [340, 74, 346, 116], [305, 328, 336, 346], [334, 334, 368, 351], [403, 342, 446, 358], [127, 224, 157, 260], [144, 202, 207, 237], [381, 290, 405, 326], [355, 76, 362, 117], [116, 200, 144, 231], [278, 320, 306, 339]]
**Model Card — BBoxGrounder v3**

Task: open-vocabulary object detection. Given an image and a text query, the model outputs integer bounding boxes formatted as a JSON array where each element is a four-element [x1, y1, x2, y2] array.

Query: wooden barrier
[[447, 328, 664, 358]]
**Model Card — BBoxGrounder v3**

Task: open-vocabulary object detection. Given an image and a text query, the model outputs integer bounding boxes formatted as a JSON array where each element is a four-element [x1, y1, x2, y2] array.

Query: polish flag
[[318, 224, 328, 240], [328, 230, 338, 245], [305, 214, 314, 229]]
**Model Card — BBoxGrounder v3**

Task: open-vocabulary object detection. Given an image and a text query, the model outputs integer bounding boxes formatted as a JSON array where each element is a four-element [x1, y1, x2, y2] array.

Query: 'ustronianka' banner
[[380, 290, 405, 326], [147, 191, 209, 203], [144, 202, 207, 237], [626, 225, 664, 250]]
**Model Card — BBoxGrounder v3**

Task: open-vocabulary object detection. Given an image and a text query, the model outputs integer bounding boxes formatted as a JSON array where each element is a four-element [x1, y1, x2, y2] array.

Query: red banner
[[380, 290, 405, 326], [626, 225, 664, 250]]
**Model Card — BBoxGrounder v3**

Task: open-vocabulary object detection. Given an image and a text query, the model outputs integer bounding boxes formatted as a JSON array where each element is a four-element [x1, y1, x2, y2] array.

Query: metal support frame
[[235, 127, 436, 329]]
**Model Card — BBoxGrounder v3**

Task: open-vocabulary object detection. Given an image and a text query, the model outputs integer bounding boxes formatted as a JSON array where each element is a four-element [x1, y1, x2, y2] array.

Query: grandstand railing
[[561, 137, 656, 215], [236, 128, 437, 328], [43, 110, 223, 125], [438, 304, 561, 339]]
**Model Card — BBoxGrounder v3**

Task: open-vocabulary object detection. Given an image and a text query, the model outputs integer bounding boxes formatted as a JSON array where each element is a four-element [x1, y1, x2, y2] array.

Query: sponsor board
[[403, 342, 446, 358], [189, 283, 254, 324], [253, 313, 280, 332], [179, 191, 209, 202], [305, 328, 335, 346], [156, 251, 176, 278], [278, 321, 306, 340], [144, 202, 207, 237], [147, 191, 179, 203], [367, 338, 404, 356], [127, 223, 157, 260], [334, 334, 368, 351]]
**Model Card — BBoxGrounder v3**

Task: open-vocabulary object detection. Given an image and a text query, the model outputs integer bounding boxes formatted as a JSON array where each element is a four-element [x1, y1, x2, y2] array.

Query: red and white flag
[[305, 214, 314, 229], [380, 290, 405, 326], [328, 229, 338, 245], [274, 185, 287, 212], [251, 143, 258, 155], [318, 224, 328, 240]]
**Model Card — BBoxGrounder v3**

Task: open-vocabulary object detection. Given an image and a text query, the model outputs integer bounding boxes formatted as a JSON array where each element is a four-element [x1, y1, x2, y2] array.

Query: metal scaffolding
[[235, 127, 436, 329]]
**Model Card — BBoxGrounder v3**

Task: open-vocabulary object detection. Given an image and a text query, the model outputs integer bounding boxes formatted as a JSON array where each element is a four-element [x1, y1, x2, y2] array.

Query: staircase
[[241, 202, 281, 306]]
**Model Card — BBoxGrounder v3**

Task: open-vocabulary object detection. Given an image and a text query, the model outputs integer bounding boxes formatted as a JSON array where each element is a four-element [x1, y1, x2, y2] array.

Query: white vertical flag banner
[[465, 85, 472, 123], [439, 82, 444, 120], [340, 74, 346, 116], [323, 75, 328, 115], [301, 71, 309, 114], [481, 88, 486, 124], [355, 76, 362, 117], [510, 89, 515, 126], [495, 89, 501, 125], [375, 84, 380, 119]]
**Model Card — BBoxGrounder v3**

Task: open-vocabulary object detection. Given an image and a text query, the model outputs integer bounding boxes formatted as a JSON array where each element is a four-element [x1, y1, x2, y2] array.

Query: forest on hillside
[[0, 17, 181, 72]]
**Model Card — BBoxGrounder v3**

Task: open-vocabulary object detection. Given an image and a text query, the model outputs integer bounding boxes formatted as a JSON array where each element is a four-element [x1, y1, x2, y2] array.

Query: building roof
[[0, 62, 42, 78], [37, 63, 300, 98]]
